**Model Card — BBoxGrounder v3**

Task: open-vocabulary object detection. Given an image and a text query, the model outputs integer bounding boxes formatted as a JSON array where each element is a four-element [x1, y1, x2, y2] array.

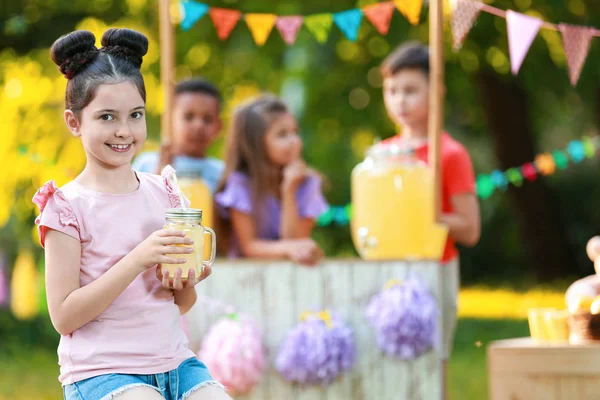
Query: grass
[[0, 285, 558, 399]]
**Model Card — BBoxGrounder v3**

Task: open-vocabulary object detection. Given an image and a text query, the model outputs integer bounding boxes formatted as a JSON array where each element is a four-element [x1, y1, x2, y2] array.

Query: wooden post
[[159, 0, 175, 142], [428, 0, 444, 221]]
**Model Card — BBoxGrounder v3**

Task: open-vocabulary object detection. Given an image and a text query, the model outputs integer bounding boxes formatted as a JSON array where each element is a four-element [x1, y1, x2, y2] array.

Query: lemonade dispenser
[[177, 176, 214, 229], [351, 143, 448, 260]]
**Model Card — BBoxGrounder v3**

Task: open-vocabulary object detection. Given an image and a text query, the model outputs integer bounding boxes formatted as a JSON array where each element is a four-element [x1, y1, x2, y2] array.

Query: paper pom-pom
[[275, 310, 356, 386], [365, 277, 438, 360], [198, 314, 266, 395]]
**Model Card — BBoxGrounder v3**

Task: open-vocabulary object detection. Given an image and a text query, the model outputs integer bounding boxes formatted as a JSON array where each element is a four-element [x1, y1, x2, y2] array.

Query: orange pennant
[[209, 8, 242, 40], [394, 0, 423, 25], [245, 13, 277, 46], [363, 1, 395, 35]]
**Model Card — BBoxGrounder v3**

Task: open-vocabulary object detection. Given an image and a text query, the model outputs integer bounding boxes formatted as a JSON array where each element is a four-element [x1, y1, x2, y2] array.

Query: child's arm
[[231, 210, 322, 265], [440, 193, 481, 247], [280, 160, 315, 238], [280, 183, 315, 239], [174, 287, 197, 315], [45, 229, 191, 336]]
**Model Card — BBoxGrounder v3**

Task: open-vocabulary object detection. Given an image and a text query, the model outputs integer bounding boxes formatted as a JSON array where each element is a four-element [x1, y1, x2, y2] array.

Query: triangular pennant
[[304, 13, 333, 44], [180, 1, 210, 31], [363, 1, 395, 35], [450, 0, 483, 51], [394, 0, 423, 25], [333, 9, 363, 42], [559, 24, 594, 86], [276, 16, 304, 45], [209, 7, 242, 40], [506, 11, 542, 75], [245, 13, 277, 46]]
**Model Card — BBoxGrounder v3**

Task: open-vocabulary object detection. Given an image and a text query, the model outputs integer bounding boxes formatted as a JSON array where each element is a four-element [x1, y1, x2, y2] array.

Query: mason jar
[[161, 208, 216, 279]]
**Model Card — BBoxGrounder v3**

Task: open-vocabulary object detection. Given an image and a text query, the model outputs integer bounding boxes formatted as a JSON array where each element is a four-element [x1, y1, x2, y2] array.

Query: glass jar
[[161, 208, 216, 279], [350, 142, 447, 260]]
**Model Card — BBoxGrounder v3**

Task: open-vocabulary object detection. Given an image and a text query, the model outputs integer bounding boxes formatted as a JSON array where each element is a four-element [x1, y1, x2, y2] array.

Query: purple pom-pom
[[275, 311, 356, 386], [365, 276, 439, 360]]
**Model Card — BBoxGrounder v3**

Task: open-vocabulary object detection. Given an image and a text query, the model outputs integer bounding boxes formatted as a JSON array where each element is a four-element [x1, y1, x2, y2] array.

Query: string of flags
[[450, 0, 600, 86], [180, 0, 599, 86], [316, 136, 600, 227], [179, 0, 423, 44]]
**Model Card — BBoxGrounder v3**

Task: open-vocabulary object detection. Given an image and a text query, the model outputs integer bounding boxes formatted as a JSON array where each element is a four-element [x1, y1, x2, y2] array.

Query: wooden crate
[[488, 338, 600, 400], [186, 259, 443, 400]]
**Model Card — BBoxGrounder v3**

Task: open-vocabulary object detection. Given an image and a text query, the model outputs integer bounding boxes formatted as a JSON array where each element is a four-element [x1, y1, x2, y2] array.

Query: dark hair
[[50, 28, 149, 116], [380, 41, 429, 78], [175, 78, 222, 105]]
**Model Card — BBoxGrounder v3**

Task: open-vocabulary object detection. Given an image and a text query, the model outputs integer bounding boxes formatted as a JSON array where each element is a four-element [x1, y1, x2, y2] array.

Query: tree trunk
[[477, 70, 575, 281]]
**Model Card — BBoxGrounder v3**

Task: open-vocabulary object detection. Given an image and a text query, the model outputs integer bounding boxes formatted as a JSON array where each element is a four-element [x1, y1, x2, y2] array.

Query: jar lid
[[366, 142, 415, 158], [165, 208, 203, 220]]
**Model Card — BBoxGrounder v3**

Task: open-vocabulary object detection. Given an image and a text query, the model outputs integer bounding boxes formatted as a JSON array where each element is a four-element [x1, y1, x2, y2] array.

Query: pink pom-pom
[[199, 314, 266, 395]]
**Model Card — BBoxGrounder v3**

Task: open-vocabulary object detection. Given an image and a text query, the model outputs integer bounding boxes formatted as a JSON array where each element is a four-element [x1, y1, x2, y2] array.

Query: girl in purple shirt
[[215, 95, 328, 265]]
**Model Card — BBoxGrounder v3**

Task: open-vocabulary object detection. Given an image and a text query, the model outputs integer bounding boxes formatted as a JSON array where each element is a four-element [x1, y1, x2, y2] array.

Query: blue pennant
[[181, 1, 210, 32], [333, 9, 363, 41], [567, 140, 585, 163]]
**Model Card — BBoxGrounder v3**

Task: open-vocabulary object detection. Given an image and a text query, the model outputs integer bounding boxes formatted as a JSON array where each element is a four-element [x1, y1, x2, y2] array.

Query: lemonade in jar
[[351, 143, 447, 260], [161, 208, 216, 279]]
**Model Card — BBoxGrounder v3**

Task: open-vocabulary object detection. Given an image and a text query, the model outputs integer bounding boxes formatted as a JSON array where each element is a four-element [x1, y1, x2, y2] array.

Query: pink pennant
[[559, 24, 595, 86], [506, 11, 542, 75], [276, 16, 304, 46], [451, 0, 483, 51]]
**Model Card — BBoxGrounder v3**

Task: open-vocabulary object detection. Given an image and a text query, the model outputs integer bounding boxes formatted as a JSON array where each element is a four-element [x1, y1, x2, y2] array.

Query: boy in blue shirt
[[134, 78, 224, 193]]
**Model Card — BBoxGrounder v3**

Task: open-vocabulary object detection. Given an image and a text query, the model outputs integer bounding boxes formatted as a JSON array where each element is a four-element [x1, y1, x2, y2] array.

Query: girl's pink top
[[33, 167, 195, 385]]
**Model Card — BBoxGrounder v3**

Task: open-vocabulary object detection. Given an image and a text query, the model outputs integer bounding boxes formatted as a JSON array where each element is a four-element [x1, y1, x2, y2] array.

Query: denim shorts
[[63, 357, 224, 400]]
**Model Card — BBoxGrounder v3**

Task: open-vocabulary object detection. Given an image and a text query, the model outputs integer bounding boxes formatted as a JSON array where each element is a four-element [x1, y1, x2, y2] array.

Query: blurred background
[[1, 0, 599, 398]]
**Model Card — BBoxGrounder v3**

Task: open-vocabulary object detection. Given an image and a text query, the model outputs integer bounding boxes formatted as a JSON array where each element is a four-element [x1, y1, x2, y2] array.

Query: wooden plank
[[294, 266, 325, 400], [379, 262, 410, 400], [231, 266, 267, 400], [559, 377, 582, 400], [263, 264, 298, 400], [321, 261, 354, 400], [350, 262, 383, 400]]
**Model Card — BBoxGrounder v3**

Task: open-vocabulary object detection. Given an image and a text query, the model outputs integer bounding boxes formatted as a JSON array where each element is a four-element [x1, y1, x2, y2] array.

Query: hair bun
[[100, 28, 149, 70], [50, 30, 99, 79]]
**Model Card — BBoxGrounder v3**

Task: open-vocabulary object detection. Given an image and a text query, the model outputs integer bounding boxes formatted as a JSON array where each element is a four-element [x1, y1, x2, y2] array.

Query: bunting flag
[[245, 13, 277, 46], [304, 13, 333, 44], [394, 0, 423, 25], [559, 24, 595, 86], [276, 16, 303, 45], [181, 1, 209, 31], [363, 1, 395, 35], [506, 11, 543, 75], [450, 0, 483, 51], [315, 136, 600, 226], [333, 9, 363, 42], [209, 7, 242, 40]]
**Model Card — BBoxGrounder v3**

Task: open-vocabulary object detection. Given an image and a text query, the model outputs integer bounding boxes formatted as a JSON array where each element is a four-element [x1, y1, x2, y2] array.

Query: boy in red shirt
[[380, 42, 481, 398]]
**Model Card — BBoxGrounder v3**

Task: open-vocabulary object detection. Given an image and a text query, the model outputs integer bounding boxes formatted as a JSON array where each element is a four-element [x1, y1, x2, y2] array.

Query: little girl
[[214, 94, 328, 265], [34, 28, 231, 400]]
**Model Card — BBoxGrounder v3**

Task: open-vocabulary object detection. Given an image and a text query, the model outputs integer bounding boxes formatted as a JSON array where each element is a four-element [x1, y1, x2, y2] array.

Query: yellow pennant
[[300, 310, 333, 329], [245, 13, 277, 46], [394, 0, 423, 25]]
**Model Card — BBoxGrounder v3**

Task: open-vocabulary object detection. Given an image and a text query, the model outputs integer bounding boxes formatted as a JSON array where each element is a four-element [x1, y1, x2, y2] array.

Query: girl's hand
[[157, 264, 213, 290], [131, 229, 193, 272], [287, 238, 324, 267], [282, 159, 307, 191]]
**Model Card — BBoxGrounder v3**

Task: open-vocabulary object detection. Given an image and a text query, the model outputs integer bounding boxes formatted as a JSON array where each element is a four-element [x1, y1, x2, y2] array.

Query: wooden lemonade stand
[[158, 0, 447, 398]]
